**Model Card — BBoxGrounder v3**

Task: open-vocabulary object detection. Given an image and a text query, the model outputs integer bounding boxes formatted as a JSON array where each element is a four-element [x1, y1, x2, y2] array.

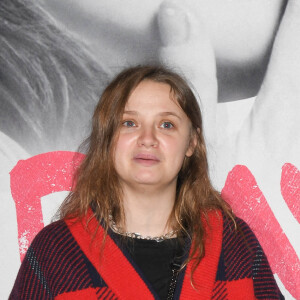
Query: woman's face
[[114, 80, 195, 190]]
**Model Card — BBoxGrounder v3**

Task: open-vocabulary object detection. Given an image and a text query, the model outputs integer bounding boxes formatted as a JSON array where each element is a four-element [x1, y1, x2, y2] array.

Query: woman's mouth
[[133, 153, 160, 166]]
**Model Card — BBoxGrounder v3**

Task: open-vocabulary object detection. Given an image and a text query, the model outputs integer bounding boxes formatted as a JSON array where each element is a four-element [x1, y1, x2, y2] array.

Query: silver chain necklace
[[108, 214, 177, 242]]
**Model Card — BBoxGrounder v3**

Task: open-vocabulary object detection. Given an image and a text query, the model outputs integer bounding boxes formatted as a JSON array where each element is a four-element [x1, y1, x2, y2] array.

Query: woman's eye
[[160, 122, 174, 129], [122, 120, 136, 127]]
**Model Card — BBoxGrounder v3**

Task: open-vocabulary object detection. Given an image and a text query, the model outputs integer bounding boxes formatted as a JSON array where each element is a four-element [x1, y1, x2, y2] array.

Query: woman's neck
[[121, 184, 176, 237]]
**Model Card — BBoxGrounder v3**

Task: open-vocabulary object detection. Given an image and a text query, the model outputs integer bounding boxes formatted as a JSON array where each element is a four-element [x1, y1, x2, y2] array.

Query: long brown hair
[[60, 65, 233, 276]]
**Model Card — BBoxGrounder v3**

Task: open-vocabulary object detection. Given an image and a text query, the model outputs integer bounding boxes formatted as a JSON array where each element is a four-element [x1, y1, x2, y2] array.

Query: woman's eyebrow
[[123, 110, 138, 115], [159, 112, 182, 120], [123, 111, 182, 120]]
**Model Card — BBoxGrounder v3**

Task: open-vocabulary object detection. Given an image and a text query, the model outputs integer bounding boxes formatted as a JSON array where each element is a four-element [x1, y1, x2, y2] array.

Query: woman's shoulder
[[26, 219, 74, 261], [206, 209, 258, 244], [31, 219, 68, 241], [218, 213, 284, 299], [220, 212, 272, 273], [221, 213, 260, 247]]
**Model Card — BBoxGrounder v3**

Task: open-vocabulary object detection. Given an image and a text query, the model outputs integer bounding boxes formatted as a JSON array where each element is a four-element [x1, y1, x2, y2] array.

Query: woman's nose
[[137, 126, 158, 148]]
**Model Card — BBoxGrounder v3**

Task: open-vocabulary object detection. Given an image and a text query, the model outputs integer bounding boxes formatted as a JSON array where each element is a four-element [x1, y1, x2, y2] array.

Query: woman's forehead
[[124, 81, 186, 115], [126, 81, 173, 105]]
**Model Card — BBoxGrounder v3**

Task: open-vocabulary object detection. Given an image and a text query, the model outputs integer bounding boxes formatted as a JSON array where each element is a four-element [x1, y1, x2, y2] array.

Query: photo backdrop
[[1, 0, 299, 298]]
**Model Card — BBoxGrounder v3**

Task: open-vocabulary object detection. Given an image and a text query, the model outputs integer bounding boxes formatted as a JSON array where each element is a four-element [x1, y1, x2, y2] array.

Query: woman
[[10, 66, 283, 299]]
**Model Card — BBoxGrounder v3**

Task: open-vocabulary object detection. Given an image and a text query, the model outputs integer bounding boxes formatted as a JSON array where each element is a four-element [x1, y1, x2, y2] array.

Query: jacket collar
[[66, 209, 223, 300]]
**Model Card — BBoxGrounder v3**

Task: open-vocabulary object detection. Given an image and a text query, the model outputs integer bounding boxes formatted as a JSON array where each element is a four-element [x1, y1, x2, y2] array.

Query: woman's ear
[[185, 129, 198, 157]]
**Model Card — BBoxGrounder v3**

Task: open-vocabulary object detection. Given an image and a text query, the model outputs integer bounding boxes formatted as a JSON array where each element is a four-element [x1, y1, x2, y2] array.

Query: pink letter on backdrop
[[281, 163, 300, 224], [10, 151, 84, 261], [221, 165, 300, 299]]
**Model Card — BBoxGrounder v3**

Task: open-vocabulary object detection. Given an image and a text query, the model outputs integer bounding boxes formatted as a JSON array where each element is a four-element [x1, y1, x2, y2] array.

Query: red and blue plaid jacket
[[10, 209, 284, 299]]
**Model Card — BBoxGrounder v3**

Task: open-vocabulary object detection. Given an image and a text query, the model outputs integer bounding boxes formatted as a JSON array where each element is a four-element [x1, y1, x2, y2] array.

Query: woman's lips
[[133, 153, 160, 166]]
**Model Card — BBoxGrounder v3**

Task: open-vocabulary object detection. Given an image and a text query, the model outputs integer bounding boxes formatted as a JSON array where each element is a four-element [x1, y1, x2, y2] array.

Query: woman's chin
[[132, 175, 161, 186]]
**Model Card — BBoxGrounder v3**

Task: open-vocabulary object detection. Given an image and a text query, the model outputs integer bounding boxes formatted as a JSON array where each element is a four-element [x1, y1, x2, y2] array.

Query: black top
[[124, 237, 184, 300]]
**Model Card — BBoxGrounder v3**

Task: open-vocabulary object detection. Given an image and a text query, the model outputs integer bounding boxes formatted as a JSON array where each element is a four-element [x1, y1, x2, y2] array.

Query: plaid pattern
[[10, 211, 283, 299], [9, 221, 117, 300], [211, 217, 283, 299]]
